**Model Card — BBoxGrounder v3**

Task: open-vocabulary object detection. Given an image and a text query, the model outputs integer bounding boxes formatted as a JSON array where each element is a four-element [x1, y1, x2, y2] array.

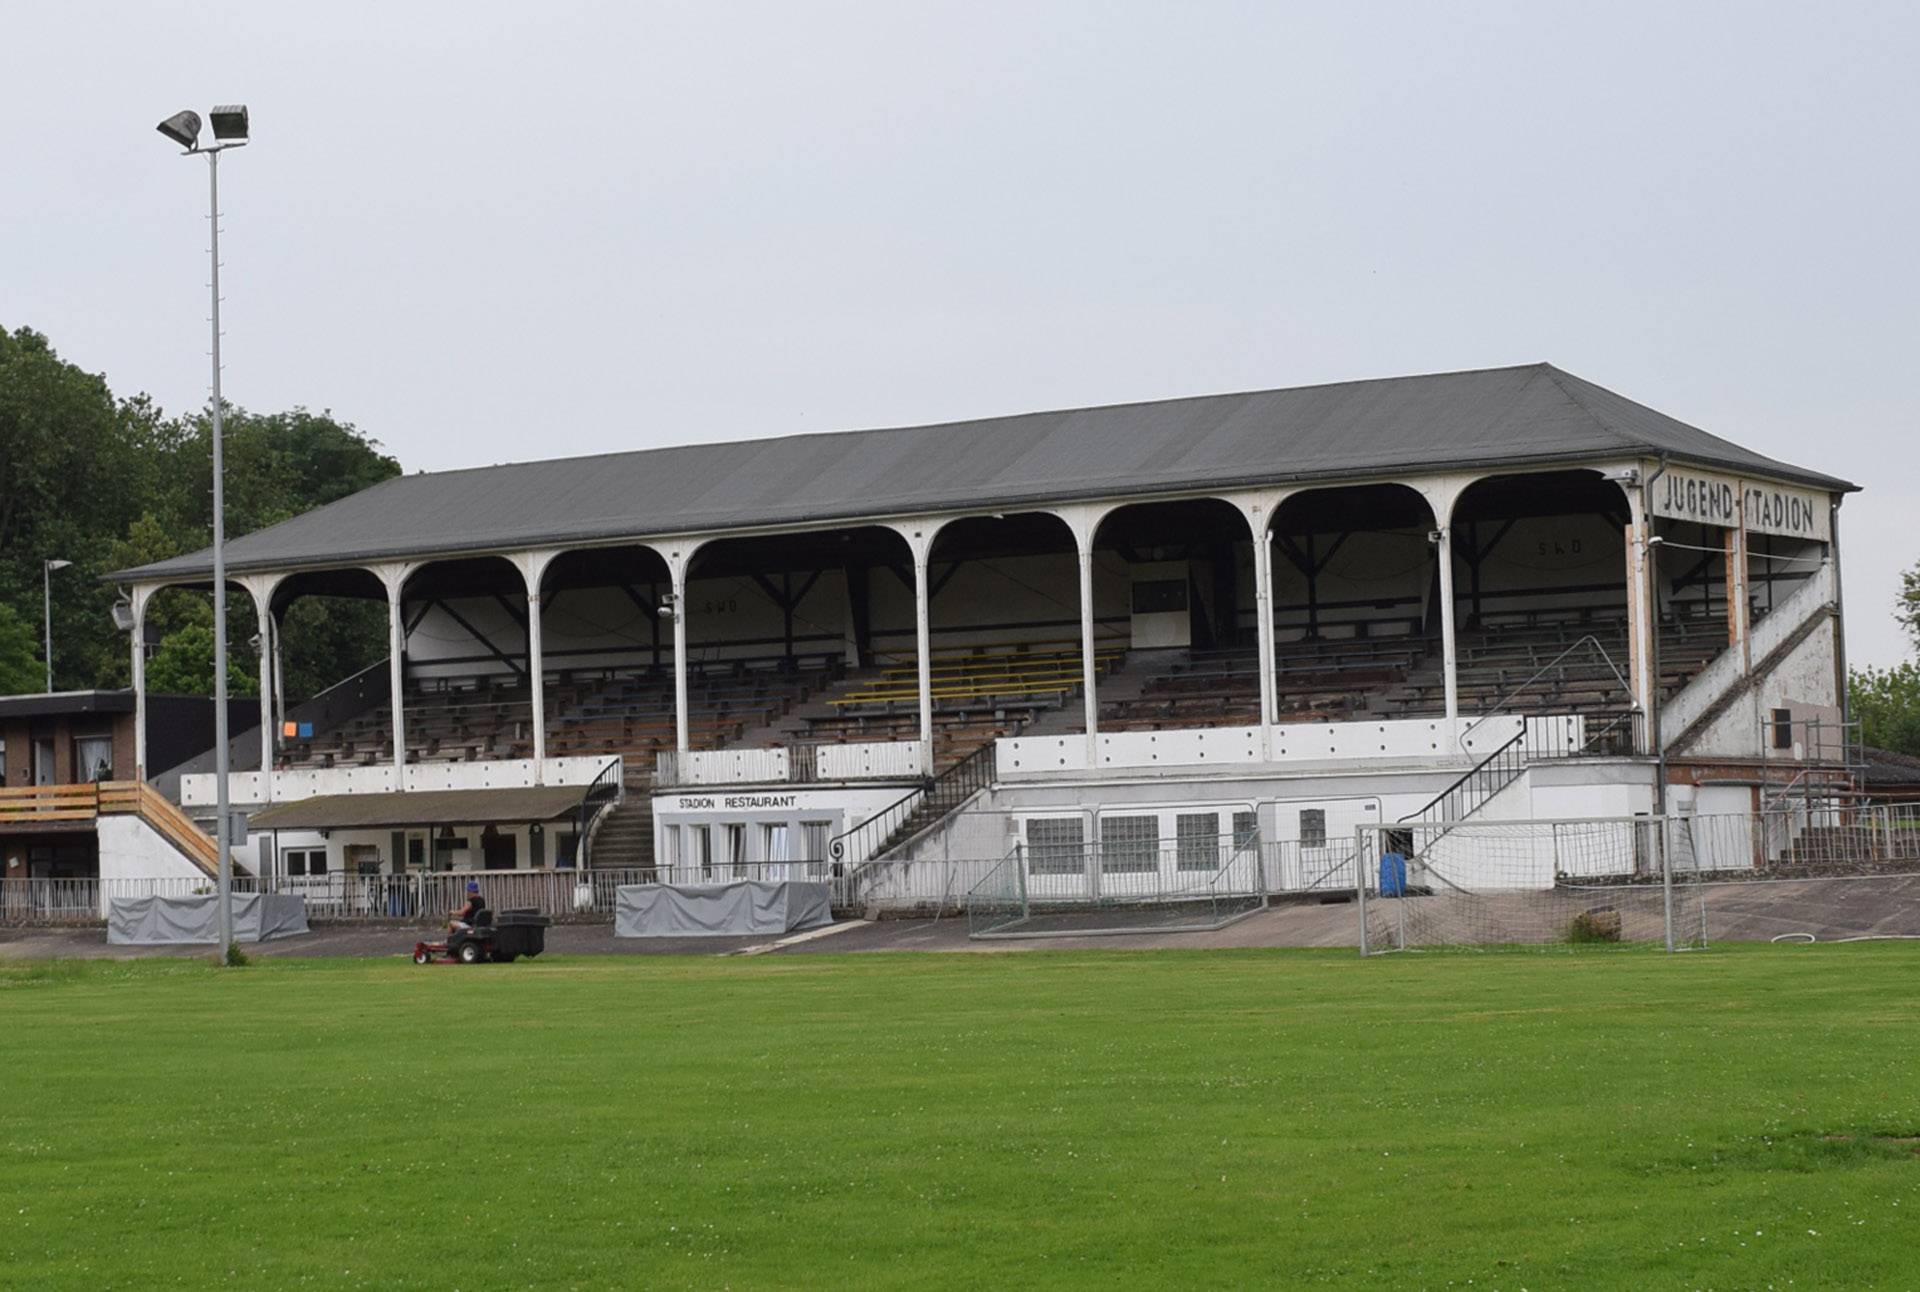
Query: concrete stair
[[586, 771, 656, 869]]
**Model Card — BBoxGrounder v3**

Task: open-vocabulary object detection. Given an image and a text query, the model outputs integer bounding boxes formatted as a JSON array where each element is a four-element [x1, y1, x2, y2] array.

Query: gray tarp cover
[[107, 892, 310, 944], [615, 881, 832, 937]]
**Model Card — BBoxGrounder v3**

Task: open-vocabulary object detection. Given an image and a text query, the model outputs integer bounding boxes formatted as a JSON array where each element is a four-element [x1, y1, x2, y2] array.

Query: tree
[[0, 324, 404, 698], [0, 327, 155, 692], [1849, 661, 1920, 757], [143, 625, 260, 698], [1901, 559, 1920, 653], [0, 604, 41, 694]]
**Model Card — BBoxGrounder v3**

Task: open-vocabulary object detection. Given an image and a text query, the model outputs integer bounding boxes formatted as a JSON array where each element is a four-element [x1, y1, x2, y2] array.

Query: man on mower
[[448, 880, 485, 933]]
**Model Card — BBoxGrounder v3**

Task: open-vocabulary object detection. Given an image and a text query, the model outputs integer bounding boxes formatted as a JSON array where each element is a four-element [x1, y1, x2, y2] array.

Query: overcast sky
[[6, 2, 1916, 666]]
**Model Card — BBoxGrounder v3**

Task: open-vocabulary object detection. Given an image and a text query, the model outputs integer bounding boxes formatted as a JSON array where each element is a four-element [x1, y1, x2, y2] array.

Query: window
[[1026, 817, 1085, 875], [1176, 812, 1220, 871], [801, 821, 831, 865], [688, 825, 712, 876], [722, 824, 745, 871], [1772, 708, 1794, 751], [761, 823, 790, 864], [1100, 815, 1160, 874], [284, 848, 328, 878], [661, 825, 682, 870], [1299, 808, 1327, 849], [1232, 810, 1260, 854], [75, 736, 112, 783]]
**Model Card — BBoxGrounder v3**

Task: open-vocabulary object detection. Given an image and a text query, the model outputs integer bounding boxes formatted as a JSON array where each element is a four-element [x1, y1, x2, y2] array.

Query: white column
[[129, 585, 155, 780], [256, 599, 275, 779], [510, 550, 561, 782], [1078, 540, 1098, 757], [527, 586, 548, 768], [640, 541, 702, 759], [666, 552, 692, 755], [1052, 504, 1115, 765], [237, 574, 283, 796], [1227, 489, 1287, 762], [370, 563, 415, 779], [1436, 526, 1459, 724], [1253, 531, 1276, 745], [1727, 507, 1751, 675], [1410, 475, 1474, 744], [913, 550, 933, 774], [1625, 490, 1655, 752], [884, 521, 946, 778], [388, 582, 407, 774]]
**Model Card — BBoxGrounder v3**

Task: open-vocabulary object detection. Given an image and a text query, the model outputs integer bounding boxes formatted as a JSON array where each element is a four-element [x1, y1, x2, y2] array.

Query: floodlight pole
[[162, 109, 247, 964], [207, 143, 235, 963], [43, 559, 72, 692]]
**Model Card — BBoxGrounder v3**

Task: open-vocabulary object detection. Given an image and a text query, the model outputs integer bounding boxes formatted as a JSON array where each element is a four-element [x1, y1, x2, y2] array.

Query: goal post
[[1355, 816, 1706, 954]]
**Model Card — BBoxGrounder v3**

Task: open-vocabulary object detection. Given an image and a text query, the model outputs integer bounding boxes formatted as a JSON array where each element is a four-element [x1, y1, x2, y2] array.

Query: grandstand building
[[107, 363, 1855, 911]]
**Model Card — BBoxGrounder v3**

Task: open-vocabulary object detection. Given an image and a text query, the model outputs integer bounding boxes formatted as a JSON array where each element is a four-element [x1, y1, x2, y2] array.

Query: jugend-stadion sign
[[1647, 468, 1830, 543]]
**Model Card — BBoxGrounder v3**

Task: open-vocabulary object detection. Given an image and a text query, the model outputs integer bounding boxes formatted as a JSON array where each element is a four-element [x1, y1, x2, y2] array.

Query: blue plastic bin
[[1379, 853, 1407, 897]]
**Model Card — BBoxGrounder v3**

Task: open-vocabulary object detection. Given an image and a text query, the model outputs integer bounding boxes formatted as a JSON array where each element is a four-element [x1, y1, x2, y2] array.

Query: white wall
[[96, 815, 219, 885]]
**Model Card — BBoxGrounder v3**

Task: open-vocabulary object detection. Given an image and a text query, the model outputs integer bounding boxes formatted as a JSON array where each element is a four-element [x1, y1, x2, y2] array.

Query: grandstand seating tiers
[[276, 615, 1734, 773]]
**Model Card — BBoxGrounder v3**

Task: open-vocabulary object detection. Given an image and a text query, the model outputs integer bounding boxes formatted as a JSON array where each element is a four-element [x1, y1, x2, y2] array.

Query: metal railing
[[828, 739, 998, 867], [1458, 633, 1638, 758], [1404, 729, 1528, 829], [0, 876, 260, 925], [968, 839, 1268, 938], [575, 759, 625, 867]]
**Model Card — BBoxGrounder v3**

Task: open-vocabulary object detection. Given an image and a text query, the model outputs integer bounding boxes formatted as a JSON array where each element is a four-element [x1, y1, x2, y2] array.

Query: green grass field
[[4, 945, 1917, 1290]]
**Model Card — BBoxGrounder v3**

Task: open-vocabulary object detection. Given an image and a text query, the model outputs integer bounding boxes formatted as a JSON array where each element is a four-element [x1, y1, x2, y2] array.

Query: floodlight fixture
[[156, 110, 202, 149], [209, 104, 249, 141]]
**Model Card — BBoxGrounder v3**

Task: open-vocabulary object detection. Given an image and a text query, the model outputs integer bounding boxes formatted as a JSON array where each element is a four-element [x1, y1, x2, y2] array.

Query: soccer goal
[[1355, 817, 1706, 954]]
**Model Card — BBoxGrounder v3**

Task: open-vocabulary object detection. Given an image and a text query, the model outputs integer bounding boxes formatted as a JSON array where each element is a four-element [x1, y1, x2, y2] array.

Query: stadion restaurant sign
[[1648, 468, 1831, 543]]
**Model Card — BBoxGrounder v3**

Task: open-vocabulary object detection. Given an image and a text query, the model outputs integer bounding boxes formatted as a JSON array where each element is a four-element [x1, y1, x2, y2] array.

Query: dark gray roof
[[249, 785, 590, 830], [112, 363, 1855, 584]]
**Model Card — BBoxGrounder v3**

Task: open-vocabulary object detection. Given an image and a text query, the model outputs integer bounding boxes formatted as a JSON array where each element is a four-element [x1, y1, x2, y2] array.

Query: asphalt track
[[4, 876, 1917, 961]]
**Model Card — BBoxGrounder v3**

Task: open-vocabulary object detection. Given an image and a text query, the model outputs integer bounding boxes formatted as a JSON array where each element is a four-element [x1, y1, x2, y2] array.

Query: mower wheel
[[413, 947, 431, 965], [456, 941, 485, 965]]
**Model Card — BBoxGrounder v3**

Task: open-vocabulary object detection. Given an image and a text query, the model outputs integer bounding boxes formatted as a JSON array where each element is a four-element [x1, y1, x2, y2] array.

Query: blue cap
[[466, 881, 480, 892]]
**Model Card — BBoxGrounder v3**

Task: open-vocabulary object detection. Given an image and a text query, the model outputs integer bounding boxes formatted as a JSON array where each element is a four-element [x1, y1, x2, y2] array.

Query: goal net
[[1356, 817, 1705, 953]]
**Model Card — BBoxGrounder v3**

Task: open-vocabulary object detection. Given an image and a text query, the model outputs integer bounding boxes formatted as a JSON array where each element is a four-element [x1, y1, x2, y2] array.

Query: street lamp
[[43, 559, 72, 692], [157, 102, 248, 965]]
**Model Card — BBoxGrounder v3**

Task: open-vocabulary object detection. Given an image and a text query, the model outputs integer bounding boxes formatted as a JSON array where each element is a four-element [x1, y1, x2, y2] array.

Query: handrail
[[0, 783, 102, 821], [826, 784, 927, 865], [0, 781, 222, 878], [575, 758, 625, 867], [1400, 729, 1527, 827], [99, 781, 221, 877], [1457, 634, 1633, 751], [828, 740, 998, 865]]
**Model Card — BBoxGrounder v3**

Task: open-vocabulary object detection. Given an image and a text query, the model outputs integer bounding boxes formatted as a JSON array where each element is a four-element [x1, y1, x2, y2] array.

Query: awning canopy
[[250, 785, 592, 831]]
